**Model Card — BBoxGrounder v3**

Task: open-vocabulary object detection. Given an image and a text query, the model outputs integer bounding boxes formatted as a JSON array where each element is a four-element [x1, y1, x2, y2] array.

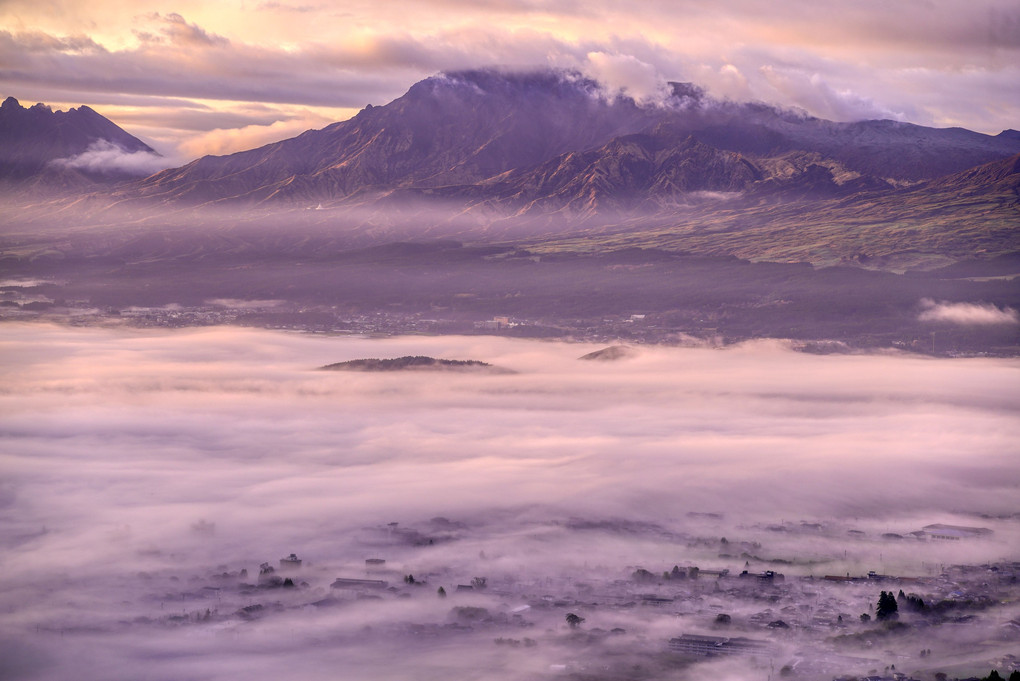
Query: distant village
[[0, 295, 1001, 356], [82, 517, 1020, 681]]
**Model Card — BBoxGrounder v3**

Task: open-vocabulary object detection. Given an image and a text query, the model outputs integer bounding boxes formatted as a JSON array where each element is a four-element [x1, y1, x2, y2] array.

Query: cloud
[[759, 65, 906, 122], [132, 12, 229, 48], [584, 52, 668, 103], [48, 139, 171, 176], [177, 113, 338, 157], [919, 298, 1020, 325]]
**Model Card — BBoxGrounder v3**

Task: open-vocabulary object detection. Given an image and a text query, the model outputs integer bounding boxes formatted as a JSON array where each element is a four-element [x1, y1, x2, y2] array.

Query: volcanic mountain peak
[[131, 68, 662, 206], [0, 95, 162, 188], [123, 68, 1020, 212]]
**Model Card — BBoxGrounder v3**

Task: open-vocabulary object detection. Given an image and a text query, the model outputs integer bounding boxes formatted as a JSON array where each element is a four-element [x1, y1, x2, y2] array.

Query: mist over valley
[[1, 325, 1018, 680]]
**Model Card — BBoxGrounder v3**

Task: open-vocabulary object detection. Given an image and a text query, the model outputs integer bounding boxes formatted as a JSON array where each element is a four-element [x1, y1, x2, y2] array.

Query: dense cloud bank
[[48, 139, 169, 176], [0, 324, 1018, 679]]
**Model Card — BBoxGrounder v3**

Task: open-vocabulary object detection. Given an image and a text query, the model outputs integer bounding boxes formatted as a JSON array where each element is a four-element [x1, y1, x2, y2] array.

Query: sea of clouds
[[1, 324, 1017, 679]]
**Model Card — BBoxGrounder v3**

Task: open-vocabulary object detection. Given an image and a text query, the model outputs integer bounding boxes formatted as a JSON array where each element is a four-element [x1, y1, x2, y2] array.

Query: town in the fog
[[93, 519, 1020, 681], [1, 325, 1017, 681], [9, 504, 1020, 681]]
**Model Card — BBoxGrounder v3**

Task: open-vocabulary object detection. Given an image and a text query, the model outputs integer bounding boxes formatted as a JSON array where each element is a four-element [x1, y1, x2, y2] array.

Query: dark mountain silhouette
[[0, 96, 159, 188]]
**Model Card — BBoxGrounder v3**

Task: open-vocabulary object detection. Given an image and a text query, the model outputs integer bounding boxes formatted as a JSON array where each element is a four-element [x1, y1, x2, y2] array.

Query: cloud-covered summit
[[1, 1, 1016, 159]]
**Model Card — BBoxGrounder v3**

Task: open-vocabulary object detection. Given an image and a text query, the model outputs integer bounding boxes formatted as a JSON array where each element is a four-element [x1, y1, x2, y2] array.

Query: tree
[[876, 591, 898, 620], [565, 613, 585, 628], [437, 586, 446, 598]]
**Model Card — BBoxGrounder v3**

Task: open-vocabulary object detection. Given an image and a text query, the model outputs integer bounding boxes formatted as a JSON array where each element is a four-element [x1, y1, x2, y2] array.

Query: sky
[[1, 325, 1019, 679], [1, 0, 1018, 165]]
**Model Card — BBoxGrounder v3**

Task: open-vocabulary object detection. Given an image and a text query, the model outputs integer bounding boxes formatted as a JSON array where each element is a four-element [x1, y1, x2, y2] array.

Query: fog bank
[[1, 324, 1017, 679]]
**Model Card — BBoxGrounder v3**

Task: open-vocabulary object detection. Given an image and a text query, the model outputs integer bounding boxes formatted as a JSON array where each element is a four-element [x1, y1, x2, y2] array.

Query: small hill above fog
[[578, 346, 637, 361], [122, 68, 1020, 210], [319, 356, 501, 372]]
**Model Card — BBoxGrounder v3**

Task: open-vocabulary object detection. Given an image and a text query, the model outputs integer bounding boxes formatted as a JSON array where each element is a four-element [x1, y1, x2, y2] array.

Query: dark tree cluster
[[876, 591, 898, 620], [898, 588, 927, 612], [982, 671, 1020, 681]]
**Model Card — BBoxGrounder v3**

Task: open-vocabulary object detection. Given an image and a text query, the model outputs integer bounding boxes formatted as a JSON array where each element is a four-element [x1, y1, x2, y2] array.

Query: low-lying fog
[[1, 324, 1017, 680]]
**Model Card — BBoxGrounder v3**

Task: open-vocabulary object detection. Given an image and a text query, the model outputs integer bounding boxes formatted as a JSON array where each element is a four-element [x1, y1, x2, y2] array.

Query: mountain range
[[124, 71, 1019, 209], [2, 69, 1019, 271], [1, 71, 1017, 355]]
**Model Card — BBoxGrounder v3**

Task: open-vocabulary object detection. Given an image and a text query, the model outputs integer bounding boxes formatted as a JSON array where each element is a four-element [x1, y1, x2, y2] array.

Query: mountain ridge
[[111, 68, 1020, 212], [0, 96, 159, 189], [3, 69, 1018, 271]]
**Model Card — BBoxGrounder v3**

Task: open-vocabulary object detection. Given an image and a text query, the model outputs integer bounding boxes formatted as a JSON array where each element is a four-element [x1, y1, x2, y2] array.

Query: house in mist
[[669, 633, 772, 657], [475, 316, 514, 330], [331, 577, 389, 592], [738, 569, 784, 582], [698, 567, 729, 578], [279, 553, 302, 570]]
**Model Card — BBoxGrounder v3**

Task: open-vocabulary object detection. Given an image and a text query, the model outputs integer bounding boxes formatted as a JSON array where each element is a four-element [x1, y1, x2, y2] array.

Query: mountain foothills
[[0, 69, 1017, 354]]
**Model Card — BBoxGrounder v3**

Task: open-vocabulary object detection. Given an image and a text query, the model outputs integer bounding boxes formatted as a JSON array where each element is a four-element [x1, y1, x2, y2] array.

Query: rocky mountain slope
[[127, 70, 659, 206], [116, 69, 1020, 214], [516, 151, 1020, 269], [3, 70, 1018, 272]]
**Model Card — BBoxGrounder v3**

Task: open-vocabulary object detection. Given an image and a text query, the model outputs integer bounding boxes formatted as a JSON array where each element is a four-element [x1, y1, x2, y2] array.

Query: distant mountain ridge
[[0, 96, 159, 189], [129, 70, 658, 205], [119, 69, 1020, 213], [3, 69, 1018, 271]]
